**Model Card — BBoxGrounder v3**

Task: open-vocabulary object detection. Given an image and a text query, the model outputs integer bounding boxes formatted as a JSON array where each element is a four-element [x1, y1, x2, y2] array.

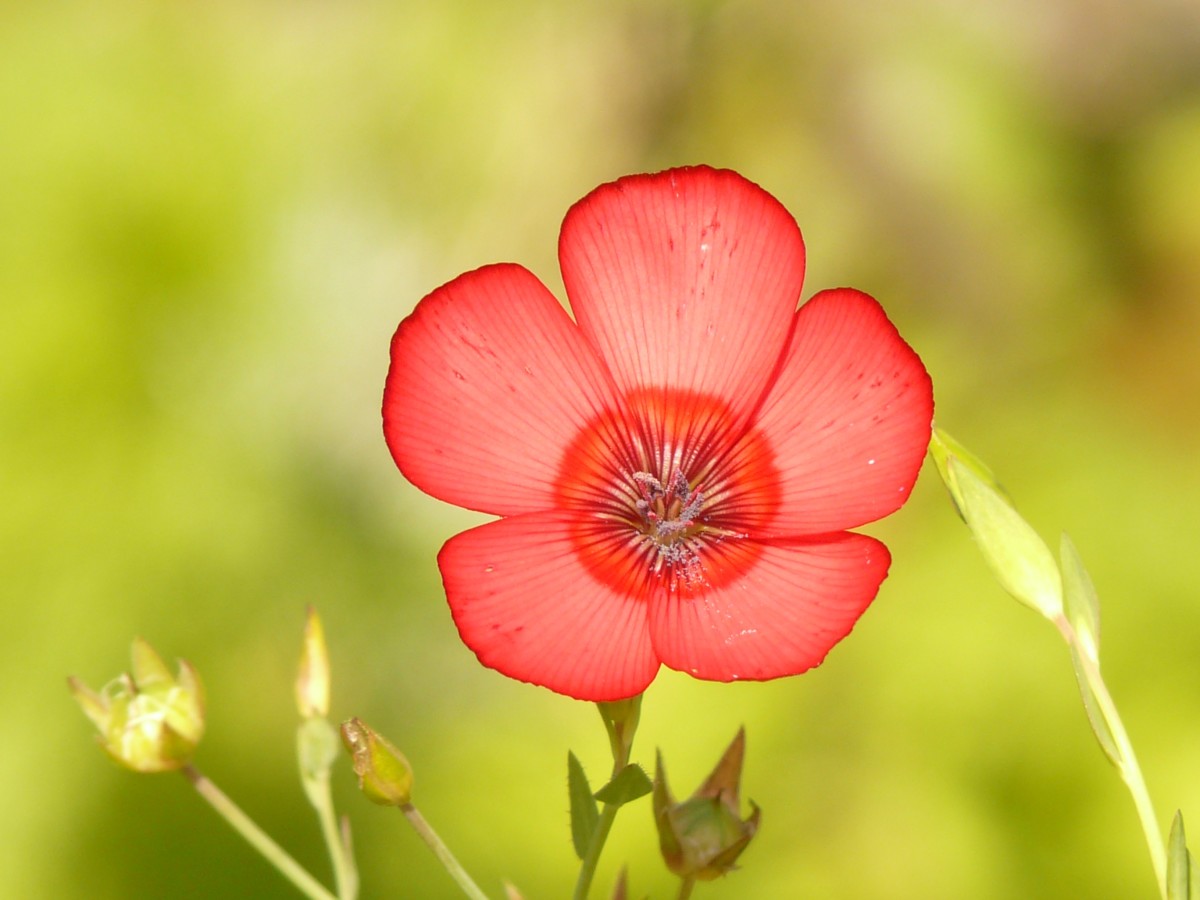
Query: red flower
[[383, 166, 933, 702]]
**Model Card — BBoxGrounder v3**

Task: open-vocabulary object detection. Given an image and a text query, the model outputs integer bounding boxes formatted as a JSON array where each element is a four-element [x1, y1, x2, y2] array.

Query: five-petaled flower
[[383, 166, 933, 701]]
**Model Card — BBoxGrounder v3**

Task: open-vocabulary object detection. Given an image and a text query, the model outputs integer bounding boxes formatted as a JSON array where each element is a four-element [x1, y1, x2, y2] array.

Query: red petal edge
[[383, 263, 622, 516], [648, 533, 890, 682], [746, 288, 934, 534], [560, 166, 806, 427]]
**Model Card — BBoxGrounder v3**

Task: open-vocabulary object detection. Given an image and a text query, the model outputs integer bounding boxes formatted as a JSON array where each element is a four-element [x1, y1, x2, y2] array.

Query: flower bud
[[931, 429, 1063, 620], [653, 728, 760, 881], [68, 637, 206, 773], [340, 717, 413, 806], [295, 606, 331, 719], [597, 694, 642, 760]]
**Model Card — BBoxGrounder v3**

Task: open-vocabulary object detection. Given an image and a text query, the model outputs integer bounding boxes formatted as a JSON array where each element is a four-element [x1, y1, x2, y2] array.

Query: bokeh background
[[5, 1, 1200, 897]]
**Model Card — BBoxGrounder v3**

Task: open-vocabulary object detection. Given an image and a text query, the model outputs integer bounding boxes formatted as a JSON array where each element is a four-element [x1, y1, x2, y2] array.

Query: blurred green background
[[4, 1, 1200, 897]]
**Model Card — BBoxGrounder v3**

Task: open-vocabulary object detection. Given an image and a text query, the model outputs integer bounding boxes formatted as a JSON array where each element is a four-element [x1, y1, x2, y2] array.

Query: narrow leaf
[[1060, 533, 1101, 664], [568, 751, 599, 860], [1068, 643, 1121, 767], [1169, 811, 1190, 900], [594, 764, 653, 806]]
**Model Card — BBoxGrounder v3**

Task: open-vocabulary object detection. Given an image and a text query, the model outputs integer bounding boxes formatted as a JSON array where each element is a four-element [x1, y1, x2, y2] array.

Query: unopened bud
[[932, 430, 1063, 620], [653, 728, 760, 881], [341, 717, 413, 806], [295, 606, 331, 719]]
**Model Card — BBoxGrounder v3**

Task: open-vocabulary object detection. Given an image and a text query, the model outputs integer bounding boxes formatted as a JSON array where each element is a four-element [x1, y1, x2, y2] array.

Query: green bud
[[653, 728, 760, 881], [340, 717, 413, 806], [295, 605, 331, 719], [929, 427, 1010, 517], [934, 433, 1063, 620], [298, 716, 341, 783], [597, 694, 642, 762], [68, 637, 206, 773]]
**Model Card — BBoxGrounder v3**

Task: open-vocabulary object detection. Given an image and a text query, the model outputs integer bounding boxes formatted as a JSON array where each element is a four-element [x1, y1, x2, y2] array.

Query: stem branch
[[1055, 618, 1167, 897], [401, 802, 490, 900], [309, 773, 358, 899], [182, 765, 336, 900]]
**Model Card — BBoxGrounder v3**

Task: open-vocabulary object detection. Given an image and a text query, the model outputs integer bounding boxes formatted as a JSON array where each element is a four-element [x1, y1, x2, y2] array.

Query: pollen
[[630, 469, 709, 584]]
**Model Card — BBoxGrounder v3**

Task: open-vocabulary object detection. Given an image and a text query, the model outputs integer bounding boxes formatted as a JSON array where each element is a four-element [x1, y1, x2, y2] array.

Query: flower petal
[[439, 512, 660, 701], [559, 167, 805, 424], [739, 288, 934, 534], [383, 263, 622, 516], [647, 534, 890, 681]]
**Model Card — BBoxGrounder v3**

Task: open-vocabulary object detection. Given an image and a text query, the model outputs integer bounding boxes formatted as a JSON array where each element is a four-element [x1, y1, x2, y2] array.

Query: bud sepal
[[68, 637, 205, 773]]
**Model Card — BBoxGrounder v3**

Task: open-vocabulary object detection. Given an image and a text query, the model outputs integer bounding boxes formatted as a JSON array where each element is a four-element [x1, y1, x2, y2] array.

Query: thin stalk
[[401, 802, 490, 900], [573, 796, 624, 900], [676, 875, 697, 900], [182, 765, 336, 900], [309, 773, 358, 899], [1055, 618, 1167, 897]]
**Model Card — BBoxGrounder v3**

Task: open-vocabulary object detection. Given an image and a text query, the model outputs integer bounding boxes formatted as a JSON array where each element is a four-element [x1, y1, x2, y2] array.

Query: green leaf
[[568, 751, 599, 860], [1168, 811, 1190, 900], [1067, 642, 1121, 767], [1060, 533, 1101, 664], [946, 457, 1063, 620], [594, 764, 653, 806]]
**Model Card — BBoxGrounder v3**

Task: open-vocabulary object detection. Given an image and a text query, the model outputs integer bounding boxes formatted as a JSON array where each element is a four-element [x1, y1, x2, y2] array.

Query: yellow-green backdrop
[[4, 2, 1200, 897]]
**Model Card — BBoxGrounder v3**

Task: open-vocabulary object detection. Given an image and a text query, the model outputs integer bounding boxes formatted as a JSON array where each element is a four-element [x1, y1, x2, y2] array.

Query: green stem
[[1055, 618, 1167, 897], [676, 875, 697, 900], [309, 772, 358, 899], [182, 765, 336, 900], [297, 718, 357, 899], [401, 802, 490, 900], [573, 797, 622, 900], [572, 697, 643, 900]]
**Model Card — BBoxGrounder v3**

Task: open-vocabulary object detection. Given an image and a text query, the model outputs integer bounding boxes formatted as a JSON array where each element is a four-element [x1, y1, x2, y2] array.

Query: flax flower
[[384, 166, 933, 701]]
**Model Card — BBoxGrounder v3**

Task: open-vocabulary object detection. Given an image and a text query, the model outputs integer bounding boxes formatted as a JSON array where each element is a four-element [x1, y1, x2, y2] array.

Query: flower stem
[[572, 697, 643, 900], [181, 764, 336, 900], [1054, 618, 1167, 897], [676, 875, 697, 900], [573, 797, 622, 900], [401, 802, 490, 900], [309, 771, 358, 899]]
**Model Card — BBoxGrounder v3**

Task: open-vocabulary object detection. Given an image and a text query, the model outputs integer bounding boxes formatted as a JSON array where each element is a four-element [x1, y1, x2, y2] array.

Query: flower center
[[559, 387, 780, 596], [632, 469, 705, 566]]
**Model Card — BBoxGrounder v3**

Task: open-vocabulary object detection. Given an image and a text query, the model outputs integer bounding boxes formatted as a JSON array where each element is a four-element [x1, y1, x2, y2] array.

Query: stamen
[[629, 469, 707, 579]]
